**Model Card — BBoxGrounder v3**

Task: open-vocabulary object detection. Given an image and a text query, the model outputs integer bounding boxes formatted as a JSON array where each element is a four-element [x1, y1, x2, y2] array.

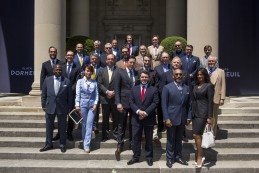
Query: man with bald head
[[171, 41, 186, 59]]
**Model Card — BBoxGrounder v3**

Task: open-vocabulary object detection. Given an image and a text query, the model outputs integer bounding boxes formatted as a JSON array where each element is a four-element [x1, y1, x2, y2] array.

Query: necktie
[[108, 67, 113, 83], [141, 85, 145, 102], [91, 67, 96, 80], [164, 64, 168, 72], [178, 84, 183, 95], [66, 64, 71, 77], [209, 68, 213, 76], [187, 56, 191, 71], [79, 55, 83, 66], [154, 46, 158, 56], [52, 60, 55, 68], [54, 77, 60, 95], [129, 70, 134, 86]]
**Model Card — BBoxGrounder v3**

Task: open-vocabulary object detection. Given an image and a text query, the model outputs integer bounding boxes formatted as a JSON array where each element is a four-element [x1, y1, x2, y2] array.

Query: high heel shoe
[[195, 157, 205, 168]]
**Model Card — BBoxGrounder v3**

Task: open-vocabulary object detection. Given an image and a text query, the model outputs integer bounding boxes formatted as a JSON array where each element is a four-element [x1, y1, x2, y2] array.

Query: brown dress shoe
[[115, 148, 121, 161]]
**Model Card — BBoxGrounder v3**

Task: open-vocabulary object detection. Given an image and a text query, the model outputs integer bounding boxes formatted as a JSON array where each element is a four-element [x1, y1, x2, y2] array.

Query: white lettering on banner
[[10, 67, 34, 76], [223, 68, 241, 78]]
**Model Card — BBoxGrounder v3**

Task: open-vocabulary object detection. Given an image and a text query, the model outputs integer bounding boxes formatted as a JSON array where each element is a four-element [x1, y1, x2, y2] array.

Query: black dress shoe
[[175, 158, 188, 165], [127, 158, 139, 165], [115, 148, 121, 161], [60, 146, 66, 153], [128, 145, 132, 150], [93, 128, 99, 134], [52, 134, 60, 141], [39, 145, 53, 152], [166, 159, 173, 168], [146, 159, 153, 166], [67, 134, 74, 141]]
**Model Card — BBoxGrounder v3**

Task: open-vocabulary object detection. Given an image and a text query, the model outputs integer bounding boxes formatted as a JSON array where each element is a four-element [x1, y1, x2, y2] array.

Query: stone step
[[0, 159, 258, 173], [0, 136, 258, 149], [1, 127, 259, 139], [220, 107, 259, 114], [0, 112, 45, 120], [218, 114, 259, 121], [218, 121, 259, 129], [222, 102, 259, 108], [0, 147, 258, 161], [0, 106, 43, 112]]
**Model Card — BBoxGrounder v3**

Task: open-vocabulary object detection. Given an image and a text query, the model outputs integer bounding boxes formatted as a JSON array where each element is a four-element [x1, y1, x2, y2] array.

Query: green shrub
[[160, 36, 187, 56], [66, 35, 94, 55]]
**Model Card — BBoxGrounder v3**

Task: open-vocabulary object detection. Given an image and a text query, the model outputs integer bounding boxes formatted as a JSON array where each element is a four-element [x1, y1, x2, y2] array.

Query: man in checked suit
[[97, 53, 119, 142], [40, 46, 65, 90], [40, 64, 72, 153], [115, 56, 139, 160], [127, 70, 159, 166], [162, 69, 191, 168]]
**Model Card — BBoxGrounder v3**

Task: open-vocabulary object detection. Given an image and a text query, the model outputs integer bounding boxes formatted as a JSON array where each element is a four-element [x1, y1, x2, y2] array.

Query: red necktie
[[141, 85, 145, 102]]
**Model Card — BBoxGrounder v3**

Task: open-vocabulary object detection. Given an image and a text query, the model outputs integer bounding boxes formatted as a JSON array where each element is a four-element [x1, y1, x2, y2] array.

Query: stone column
[[29, 0, 66, 96], [187, 0, 218, 58], [70, 0, 90, 36], [166, 0, 187, 38]]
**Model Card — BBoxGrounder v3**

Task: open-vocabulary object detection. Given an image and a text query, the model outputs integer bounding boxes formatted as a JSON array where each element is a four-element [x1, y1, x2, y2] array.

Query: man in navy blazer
[[127, 70, 159, 166], [40, 64, 72, 153], [40, 46, 65, 90], [162, 69, 191, 168], [73, 43, 90, 71], [124, 34, 139, 56]]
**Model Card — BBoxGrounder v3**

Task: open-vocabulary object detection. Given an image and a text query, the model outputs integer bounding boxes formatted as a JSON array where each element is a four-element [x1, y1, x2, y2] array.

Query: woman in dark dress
[[192, 68, 214, 168]]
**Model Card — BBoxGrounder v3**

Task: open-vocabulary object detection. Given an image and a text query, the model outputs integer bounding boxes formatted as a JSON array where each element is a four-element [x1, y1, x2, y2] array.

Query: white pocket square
[[63, 85, 67, 87]]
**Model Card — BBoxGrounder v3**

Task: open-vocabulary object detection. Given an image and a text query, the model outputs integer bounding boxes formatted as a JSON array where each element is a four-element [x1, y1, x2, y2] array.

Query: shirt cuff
[[136, 109, 140, 114]]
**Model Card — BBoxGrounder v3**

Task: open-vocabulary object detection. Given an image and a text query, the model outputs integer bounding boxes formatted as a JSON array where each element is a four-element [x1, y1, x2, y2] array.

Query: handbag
[[201, 124, 215, 148], [68, 109, 82, 124]]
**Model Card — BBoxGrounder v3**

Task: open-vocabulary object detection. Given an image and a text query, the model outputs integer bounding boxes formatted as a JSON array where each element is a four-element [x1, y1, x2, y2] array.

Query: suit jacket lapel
[[210, 68, 219, 85], [110, 67, 116, 83]]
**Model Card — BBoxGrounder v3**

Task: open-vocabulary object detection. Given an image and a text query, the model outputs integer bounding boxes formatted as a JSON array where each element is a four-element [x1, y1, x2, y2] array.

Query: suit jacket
[[192, 83, 214, 118], [130, 45, 139, 56], [180, 55, 200, 79], [162, 82, 191, 126], [41, 76, 72, 115], [99, 53, 108, 68], [73, 54, 90, 70], [115, 59, 127, 69], [97, 66, 118, 104], [130, 85, 159, 126], [164, 69, 189, 86], [112, 48, 121, 61], [115, 68, 139, 109], [148, 45, 164, 68], [209, 68, 226, 104], [154, 64, 172, 93], [171, 50, 186, 58], [40, 59, 65, 90]]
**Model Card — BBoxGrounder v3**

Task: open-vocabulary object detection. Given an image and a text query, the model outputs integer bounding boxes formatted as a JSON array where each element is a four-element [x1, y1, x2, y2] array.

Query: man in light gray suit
[[162, 69, 191, 168], [40, 64, 72, 153]]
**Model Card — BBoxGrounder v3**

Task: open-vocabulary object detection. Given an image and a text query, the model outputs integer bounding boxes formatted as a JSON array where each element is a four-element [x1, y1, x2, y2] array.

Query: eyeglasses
[[175, 45, 181, 47], [106, 47, 112, 49], [122, 51, 128, 53]]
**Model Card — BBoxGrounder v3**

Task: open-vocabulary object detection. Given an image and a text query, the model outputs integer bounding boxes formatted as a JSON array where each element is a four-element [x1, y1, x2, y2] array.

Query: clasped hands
[[106, 90, 115, 99], [138, 110, 147, 120]]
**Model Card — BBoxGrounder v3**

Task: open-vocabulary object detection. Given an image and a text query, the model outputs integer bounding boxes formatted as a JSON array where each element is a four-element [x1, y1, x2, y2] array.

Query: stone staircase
[[0, 95, 259, 173]]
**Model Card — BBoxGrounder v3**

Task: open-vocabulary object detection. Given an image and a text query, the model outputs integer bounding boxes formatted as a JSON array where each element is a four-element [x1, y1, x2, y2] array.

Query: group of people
[[39, 34, 226, 168]]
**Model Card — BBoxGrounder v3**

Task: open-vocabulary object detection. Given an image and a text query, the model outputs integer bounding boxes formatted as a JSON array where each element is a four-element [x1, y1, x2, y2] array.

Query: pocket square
[[193, 60, 196, 63], [186, 92, 189, 95], [63, 85, 67, 87]]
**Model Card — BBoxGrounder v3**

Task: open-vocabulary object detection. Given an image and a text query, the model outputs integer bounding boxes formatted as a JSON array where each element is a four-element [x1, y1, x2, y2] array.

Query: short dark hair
[[186, 44, 193, 49], [49, 46, 57, 52], [83, 64, 94, 73], [139, 70, 150, 77], [204, 45, 212, 51], [144, 54, 152, 59]]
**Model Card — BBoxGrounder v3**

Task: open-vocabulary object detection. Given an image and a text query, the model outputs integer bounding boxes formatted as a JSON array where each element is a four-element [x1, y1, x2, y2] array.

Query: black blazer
[[97, 66, 118, 104], [154, 64, 172, 93], [192, 83, 214, 118], [171, 50, 186, 58], [115, 68, 139, 109], [130, 85, 159, 126], [40, 59, 65, 90]]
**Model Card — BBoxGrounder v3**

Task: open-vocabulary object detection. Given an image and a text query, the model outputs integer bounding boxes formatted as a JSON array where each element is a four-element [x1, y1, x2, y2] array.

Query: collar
[[54, 76, 61, 80], [67, 63, 73, 66], [107, 66, 114, 71], [83, 76, 92, 83]]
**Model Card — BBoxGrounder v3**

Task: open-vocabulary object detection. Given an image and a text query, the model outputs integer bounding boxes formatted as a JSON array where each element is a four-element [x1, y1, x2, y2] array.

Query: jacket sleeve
[[94, 82, 99, 105], [41, 77, 47, 109], [145, 88, 159, 115], [97, 68, 108, 94], [207, 83, 215, 118], [75, 79, 81, 107], [129, 87, 139, 113], [114, 69, 121, 105], [221, 70, 226, 100], [161, 85, 169, 120]]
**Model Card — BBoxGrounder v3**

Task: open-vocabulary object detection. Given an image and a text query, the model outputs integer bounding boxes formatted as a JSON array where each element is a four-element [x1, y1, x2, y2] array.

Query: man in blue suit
[[127, 70, 159, 166], [73, 43, 90, 71], [40, 64, 72, 153], [162, 69, 191, 168]]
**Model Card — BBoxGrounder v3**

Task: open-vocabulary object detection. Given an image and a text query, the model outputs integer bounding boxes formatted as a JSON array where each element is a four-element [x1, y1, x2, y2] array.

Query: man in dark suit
[[162, 69, 191, 168], [99, 43, 113, 68], [111, 39, 121, 61], [114, 56, 139, 160], [124, 34, 139, 56], [40, 64, 72, 153], [97, 53, 118, 141], [89, 40, 103, 57], [73, 43, 90, 71], [154, 52, 172, 133], [127, 70, 159, 166], [40, 46, 65, 90], [171, 41, 186, 59], [180, 44, 200, 89], [90, 53, 101, 133]]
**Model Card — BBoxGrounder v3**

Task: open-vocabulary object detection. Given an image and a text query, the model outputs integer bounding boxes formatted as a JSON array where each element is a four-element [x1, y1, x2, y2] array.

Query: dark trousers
[[166, 124, 184, 160], [102, 103, 118, 139], [157, 94, 164, 131], [93, 100, 100, 129], [117, 108, 132, 149], [67, 115, 74, 135], [132, 123, 153, 160], [46, 113, 67, 147]]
